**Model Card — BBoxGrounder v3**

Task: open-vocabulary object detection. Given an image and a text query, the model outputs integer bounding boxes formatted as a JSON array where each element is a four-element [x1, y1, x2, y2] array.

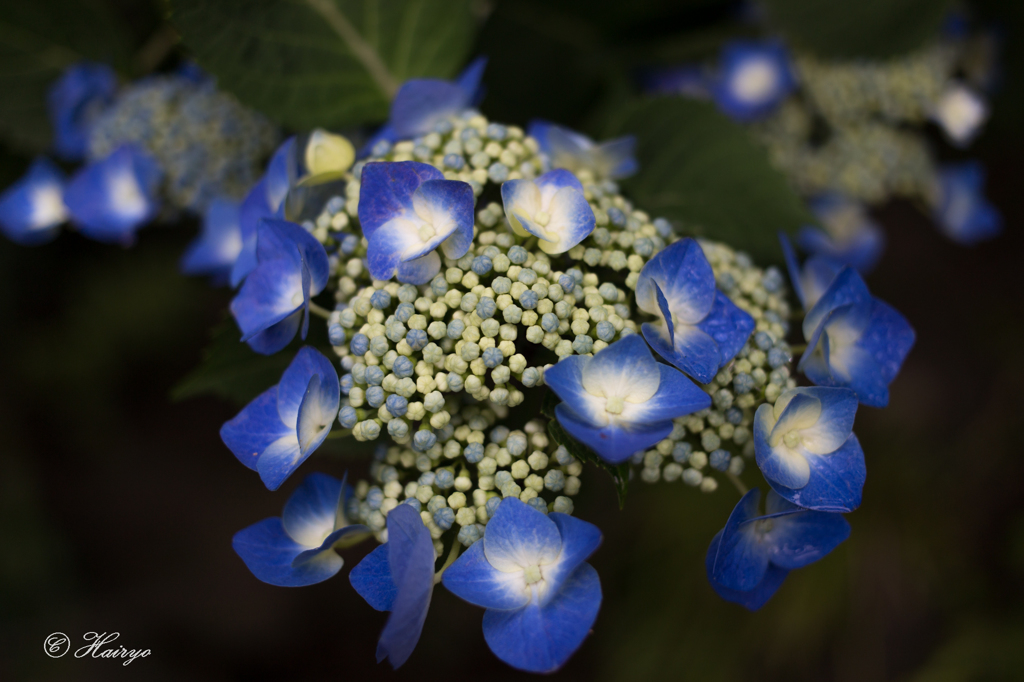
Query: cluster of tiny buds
[[345, 413, 580, 553]]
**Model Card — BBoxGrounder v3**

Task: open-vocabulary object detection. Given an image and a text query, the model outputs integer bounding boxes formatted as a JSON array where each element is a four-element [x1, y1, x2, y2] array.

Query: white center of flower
[[605, 395, 625, 414], [523, 564, 543, 585], [733, 59, 778, 103], [418, 223, 436, 242], [292, 290, 304, 306], [30, 185, 67, 228], [534, 210, 550, 227], [783, 430, 801, 448], [110, 171, 147, 220]]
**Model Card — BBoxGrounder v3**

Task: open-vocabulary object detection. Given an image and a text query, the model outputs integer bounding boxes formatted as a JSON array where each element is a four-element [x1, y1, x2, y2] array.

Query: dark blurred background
[[1, 0, 1023, 680]]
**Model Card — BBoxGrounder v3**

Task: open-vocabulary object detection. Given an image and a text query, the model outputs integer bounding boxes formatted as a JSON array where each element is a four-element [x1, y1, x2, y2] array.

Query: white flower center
[[783, 430, 801, 448], [30, 185, 67, 228], [605, 396, 625, 414], [534, 210, 550, 227], [523, 564, 543, 585], [418, 223, 436, 242], [733, 60, 778, 103], [110, 171, 148, 220]]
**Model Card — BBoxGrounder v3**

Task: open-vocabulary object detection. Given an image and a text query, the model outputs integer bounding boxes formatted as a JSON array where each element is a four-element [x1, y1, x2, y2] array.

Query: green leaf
[[0, 0, 132, 154], [545, 403, 630, 509], [762, 0, 952, 60], [170, 317, 295, 405], [602, 97, 813, 262], [169, 0, 479, 130]]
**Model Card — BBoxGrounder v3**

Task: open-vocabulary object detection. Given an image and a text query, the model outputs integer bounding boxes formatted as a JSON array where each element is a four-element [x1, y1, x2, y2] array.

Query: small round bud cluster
[[747, 39, 982, 204], [87, 74, 278, 212], [632, 240, 796, 493], [345, 412, 580, 544]]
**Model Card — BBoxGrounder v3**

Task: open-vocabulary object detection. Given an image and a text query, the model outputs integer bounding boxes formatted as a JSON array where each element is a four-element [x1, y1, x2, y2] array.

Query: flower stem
[[308, 301, 332, 320], [434, 540, 462, 584], [726, 472, 748, 496]]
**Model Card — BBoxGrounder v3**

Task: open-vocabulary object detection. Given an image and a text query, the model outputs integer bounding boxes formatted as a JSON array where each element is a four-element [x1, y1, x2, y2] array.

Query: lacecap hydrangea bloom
[[0, 62, 278, 249], [214, 62, 914, 672]]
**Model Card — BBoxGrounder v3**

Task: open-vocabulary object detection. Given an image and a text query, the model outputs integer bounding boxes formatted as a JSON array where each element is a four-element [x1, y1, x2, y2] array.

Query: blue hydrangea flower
[[220, 346, 339, 490], [933, 83, 988, 148], [180, 197, 242, 285], [229, 219, 330, 355], [357, 161, 474, 284], [230, 137, 294, 286], [233, 472, 369, 586], [932, 162, 1002, 245], [798, 193, 885, 274], [753, 386, 865, 512], [636, 238, 755, 383], [780, 233, 842, 310], [639, 64, 711, 98], [527, 121, 638, 180], [0, 158, 68, 246], [500, 169, 595, 255], [543, 334, 711, 464], [349, 504, 436, 669], [800, 267, 915, 408], [712, 41, 796, 122], [706, 488, 850, 610], [47, 62, 117, 161], [366, 57, 487, 150], [63, 144, 161, 245], [443, 498, 603, 673]]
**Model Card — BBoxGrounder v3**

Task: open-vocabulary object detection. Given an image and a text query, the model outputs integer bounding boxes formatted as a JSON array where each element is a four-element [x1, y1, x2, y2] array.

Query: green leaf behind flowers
[[169, 0, 480, 131], [541, 389, 630, 509], [602, 97, 813, 262], [762, 0, 952, 60], [0, 0, 132, 154], [170, 316, 295, 406]]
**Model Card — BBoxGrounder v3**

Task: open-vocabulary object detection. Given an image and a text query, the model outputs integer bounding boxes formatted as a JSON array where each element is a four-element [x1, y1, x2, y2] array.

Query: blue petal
[[181, 197, 242, 281], [633, 364, 713, 423], [802, 267, 872, 343], [416, 178, 475, 259], [296, 374, 336, 456], [712, 41, 795, 122], [358, 161, 444, 237], [698, 291, 755, 367], [482, 562, 601, 674], [245, 312, 302, 356], [390, 80, 472, 138], [265, 137, 296, 212], [754, 402, 813, 489], [800, 256, 843, 310], [350, 544, 397, 612], [256, 219, 330, 294], [293, 525, 370, 565], [595, 136, 638, 179], [709, 489, 769, 591], [232, 518, 342, 587], [230, 178, 272, 287], [220, 386, 292, 470], [277, 346, 339, 428], [442, 540, 531, 611], [934, 162, 1002, 245], [47, 62, 117, 161], [483, 498, 561, 572], [230, 258, 302, 342], [255, 433, 303, 491], [64, 145, 161, 245], [377, 504, 436, 668], [544, 513, 603, 595], [779, 232, 806, 308], [642, 321, 720, 384], [555, 403, 673, 464], [0, 157, 66, 245], [854, 299, 915, 408], [454, 56, 488, 104], [766, 434, 866, 512], [786, 387, 858, 455], [396, 251, 442, 284], [764, 508, 851, 570], [705, 531, 788, 610], [281, 473, 343, 546], [636, 238, 715, 324], [534, 168, 585, 195]]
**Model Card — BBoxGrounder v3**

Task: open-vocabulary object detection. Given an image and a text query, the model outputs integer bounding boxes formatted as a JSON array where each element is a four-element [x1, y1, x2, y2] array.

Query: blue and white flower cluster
[[644, 23, 1002, 249], [209, 60, 916, 672], [0, 62, 277, 248], [6, 56, 917, 672]]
